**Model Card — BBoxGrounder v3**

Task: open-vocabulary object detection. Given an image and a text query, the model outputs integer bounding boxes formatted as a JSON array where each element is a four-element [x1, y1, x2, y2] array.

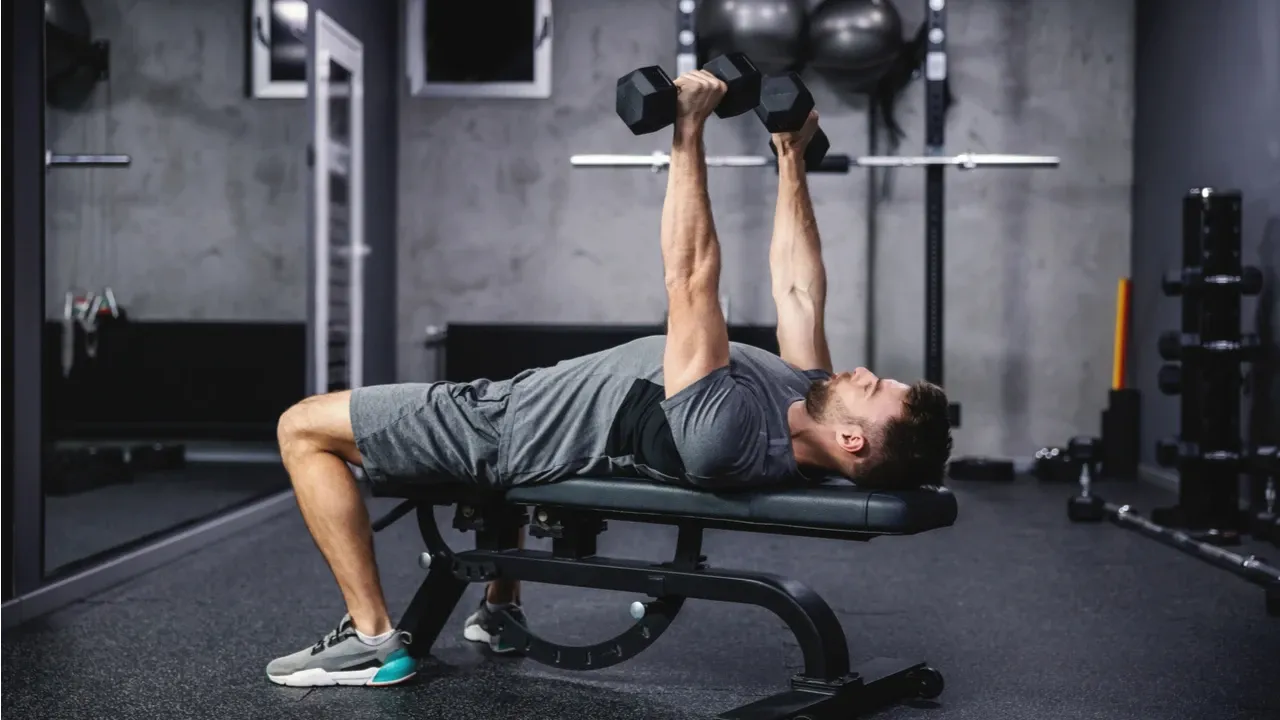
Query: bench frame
[[377, 490, 944, 719]]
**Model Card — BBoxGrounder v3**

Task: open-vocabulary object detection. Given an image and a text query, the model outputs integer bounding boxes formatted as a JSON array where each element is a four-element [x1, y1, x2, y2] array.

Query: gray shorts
[[349, 378, 512, 487]]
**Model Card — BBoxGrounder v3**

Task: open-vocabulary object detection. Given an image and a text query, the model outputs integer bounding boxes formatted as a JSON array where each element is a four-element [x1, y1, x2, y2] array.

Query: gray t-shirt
[[498, 335, 829, 489]]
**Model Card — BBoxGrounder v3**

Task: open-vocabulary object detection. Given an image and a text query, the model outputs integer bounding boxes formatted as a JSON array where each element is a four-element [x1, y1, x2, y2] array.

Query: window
[[406, 0, 553, 99]]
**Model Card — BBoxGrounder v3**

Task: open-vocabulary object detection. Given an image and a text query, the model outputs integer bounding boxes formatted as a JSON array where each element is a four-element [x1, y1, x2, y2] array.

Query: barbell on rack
[[569, 152, 1060, 173], [45, 152, 132, 169]]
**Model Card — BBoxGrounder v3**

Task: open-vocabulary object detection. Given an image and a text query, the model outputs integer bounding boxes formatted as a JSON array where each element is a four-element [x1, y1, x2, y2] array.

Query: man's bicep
[[774, 291, 832, 373]]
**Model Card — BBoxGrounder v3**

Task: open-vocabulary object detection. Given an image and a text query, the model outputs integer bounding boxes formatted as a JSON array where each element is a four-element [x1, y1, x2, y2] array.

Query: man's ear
[[836, 426, 866, 455]]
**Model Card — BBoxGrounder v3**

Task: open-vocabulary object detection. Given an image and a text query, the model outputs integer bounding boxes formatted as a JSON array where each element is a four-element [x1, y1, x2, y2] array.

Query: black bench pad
[[502, 479, 957, 534]]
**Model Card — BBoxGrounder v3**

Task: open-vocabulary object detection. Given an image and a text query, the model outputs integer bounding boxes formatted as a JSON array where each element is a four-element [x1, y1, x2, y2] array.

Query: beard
[[805, 378, 841, 422]]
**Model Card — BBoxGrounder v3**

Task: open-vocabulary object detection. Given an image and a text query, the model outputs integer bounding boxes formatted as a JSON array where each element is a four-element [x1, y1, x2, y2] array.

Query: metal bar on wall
[[924, 0, 947, 390], [866, 97, 880, 370], [44, 153, 131, 168]]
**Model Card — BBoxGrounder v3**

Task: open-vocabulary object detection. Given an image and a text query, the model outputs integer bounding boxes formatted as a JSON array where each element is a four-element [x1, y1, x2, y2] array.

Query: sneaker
[[266, 615, 416, 687], [462, 599, 528, 654]]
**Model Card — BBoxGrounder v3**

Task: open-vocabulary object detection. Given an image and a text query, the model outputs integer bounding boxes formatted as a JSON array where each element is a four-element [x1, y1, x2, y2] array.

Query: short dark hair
[[854, 381, 953, 489]]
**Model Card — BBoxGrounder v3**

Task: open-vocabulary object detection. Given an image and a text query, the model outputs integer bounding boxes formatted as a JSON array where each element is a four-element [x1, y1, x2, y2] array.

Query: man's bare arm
[[770, 111, 832, 372], [662, 71, 731, 398]]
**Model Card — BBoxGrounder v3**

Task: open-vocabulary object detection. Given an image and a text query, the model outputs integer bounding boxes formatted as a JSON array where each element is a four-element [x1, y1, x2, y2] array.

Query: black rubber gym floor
[[4, 478, 1279, 720]]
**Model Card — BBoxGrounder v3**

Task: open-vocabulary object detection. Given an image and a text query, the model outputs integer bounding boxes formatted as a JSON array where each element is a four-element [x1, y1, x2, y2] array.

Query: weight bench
[[371, 477, 958, 719]]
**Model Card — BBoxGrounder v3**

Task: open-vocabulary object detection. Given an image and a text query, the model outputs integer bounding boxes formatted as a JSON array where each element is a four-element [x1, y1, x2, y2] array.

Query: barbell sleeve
[[855, 153, 1060, 169]]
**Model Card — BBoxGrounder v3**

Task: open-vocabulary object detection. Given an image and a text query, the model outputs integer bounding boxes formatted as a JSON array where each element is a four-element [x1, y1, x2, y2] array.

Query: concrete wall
[[43, 0, 400, 384], [396, 0, 1135, 458], [1131, 0, 1280, 460], [45, 0, 310, 321]]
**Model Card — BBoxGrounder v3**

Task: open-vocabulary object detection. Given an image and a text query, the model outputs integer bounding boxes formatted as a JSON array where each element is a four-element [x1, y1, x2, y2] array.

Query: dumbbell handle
[[757, 72, 830, 167], [769, 128, 831, 162]]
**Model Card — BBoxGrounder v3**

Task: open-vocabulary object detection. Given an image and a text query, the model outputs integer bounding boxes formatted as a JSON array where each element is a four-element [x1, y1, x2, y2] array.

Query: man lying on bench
[[266, 68, 953, 688]]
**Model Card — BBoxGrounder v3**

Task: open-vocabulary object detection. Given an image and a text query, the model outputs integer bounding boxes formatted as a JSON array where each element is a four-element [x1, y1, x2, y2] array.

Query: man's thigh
[[350, 380, 509, 486]]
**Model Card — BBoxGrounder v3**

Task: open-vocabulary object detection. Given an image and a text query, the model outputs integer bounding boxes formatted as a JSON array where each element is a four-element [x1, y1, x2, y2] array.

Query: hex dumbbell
[[757, 72, 831, 168], [616, 53, 762, 136]]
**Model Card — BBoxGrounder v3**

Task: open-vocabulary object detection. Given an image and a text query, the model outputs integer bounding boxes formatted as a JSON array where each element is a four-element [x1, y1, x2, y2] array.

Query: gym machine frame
[[1068, 189, 1280, 617], [373, 490, 944, 720], [574, 0, 1062, 427]]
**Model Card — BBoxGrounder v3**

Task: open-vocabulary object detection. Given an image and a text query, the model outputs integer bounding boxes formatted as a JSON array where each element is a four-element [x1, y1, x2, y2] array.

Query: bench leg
[[397, 560, 469, 660], [717, 659, 943, 720]]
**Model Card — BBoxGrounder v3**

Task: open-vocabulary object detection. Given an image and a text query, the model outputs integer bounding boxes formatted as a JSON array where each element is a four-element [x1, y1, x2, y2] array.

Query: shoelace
[[312, 617, 355, 654]]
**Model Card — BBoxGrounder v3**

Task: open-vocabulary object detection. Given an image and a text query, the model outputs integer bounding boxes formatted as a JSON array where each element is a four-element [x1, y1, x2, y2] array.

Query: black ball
[[809, 0, 904, 93], [45, 0, 103, 110], [697, 0, 810, 75]]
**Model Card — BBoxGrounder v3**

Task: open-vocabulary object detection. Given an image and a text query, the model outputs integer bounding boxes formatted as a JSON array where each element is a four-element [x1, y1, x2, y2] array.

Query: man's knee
[[278, 391, 359, 463]]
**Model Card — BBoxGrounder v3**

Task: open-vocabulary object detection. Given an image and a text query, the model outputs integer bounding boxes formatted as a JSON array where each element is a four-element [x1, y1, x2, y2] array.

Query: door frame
[[308, 10, 367, 395]]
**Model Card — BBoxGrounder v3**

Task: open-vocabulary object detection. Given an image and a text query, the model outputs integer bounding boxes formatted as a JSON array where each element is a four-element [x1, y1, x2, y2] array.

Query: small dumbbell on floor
[[615, 53, 762, 136], [1066, 436, 1107, 522]]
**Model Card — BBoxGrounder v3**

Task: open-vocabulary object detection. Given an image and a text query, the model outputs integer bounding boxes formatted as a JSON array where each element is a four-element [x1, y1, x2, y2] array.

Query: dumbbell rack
[[1067, 189, 1280, 618], [1154, 188, 1265, 542]]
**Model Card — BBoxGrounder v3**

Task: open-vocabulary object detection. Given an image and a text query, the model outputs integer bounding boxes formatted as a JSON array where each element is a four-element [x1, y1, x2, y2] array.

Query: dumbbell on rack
[[757, 72, 831, 167], [1249, 446, 1279, 546], [1157, 331, 1263, 363], [616, 53, 762, 136], [1161, 266, 1264, 297]]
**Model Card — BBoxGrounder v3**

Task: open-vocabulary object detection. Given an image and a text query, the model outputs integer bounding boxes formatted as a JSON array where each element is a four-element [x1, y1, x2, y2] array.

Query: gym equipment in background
[[585, 0, 1059, 429], [1030, 277, 1141, 483], [43, 0, 131, 168], [1068, 189, 1279, 617], [1153, 189, 1265, 542], [45, 0, 110, 109], [59, 288, 125, 377], [1101, 277, 1141, 479], [873, 19, 953, 148], [1250, 447, 1280, 546], [616, 53, 763, 136], [45, 153, 131, 169], [809, 0, 905, 93], [695, 0, 810, 75], [571, 152, 1059, 172], [1066, 435, 1280, 617]]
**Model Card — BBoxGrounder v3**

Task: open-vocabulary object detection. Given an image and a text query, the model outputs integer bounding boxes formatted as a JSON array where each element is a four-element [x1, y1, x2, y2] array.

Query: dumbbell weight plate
[[616, 66, 677, 136], [1157, 364, 1181, 395], [1157, 330, 1182, 361], [758, 73, 830, 167], [755, 72, 814, 132], [1155, 437, 1180, 467], [1241, 266, 1263, 295]]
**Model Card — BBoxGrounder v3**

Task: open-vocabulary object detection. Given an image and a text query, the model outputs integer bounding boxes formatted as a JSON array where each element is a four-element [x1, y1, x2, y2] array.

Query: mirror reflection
[[42, 0, 305, 576]]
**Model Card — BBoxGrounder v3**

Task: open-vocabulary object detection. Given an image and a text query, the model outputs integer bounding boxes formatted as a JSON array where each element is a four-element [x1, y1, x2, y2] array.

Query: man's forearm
[[770, 153, 825, 298], [661, 128, 720, 290]]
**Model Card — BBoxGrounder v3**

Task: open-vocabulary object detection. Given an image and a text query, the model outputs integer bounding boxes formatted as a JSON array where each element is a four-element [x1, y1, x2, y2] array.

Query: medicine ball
[[46, 0, 107, 110], [809, 0, 904, 93], [697, 0, 809, 75]]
